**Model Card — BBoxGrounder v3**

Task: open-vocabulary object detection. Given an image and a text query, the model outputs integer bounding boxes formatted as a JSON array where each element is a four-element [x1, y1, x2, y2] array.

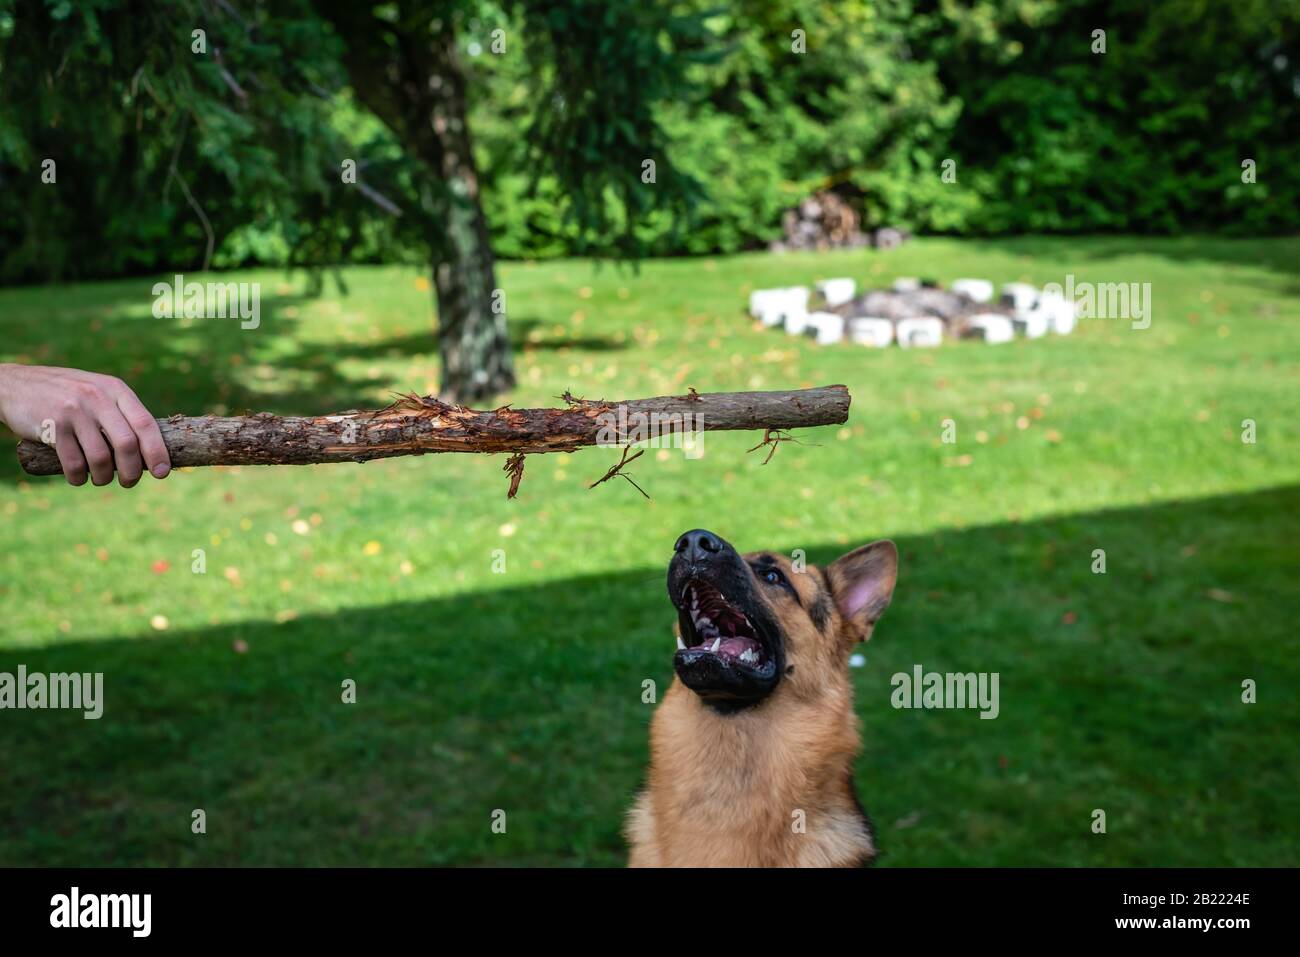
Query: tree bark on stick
[[16, 386, 850, 476]]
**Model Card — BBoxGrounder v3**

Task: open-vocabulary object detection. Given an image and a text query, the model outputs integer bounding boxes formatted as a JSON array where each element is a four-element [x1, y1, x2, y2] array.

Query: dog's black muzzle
[[668, 529, 783, 710]]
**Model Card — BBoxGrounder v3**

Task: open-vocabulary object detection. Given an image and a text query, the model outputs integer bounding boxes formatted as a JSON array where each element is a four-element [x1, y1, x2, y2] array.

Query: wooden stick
[[16, 385, 851, 476]]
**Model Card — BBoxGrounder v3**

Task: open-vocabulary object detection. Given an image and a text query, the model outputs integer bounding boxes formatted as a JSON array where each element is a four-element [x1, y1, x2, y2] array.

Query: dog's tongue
[[719, 637, 760, 659]]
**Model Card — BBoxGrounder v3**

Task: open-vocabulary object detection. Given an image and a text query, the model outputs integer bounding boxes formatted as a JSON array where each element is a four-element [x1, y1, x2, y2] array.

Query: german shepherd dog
[[626, 529, 898, 867]]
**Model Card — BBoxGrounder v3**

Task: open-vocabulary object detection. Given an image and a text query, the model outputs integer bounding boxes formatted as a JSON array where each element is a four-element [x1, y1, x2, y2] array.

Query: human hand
[[0, 364, 171, 487]]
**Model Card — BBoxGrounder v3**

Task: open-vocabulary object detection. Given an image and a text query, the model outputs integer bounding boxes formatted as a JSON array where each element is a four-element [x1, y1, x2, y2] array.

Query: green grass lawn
[[1, 236, 1297, 866]]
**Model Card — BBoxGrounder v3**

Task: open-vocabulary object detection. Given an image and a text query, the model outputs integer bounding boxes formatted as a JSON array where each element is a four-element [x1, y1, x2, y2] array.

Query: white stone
[[1001, 283, 1039, 313], [785, 305, 811, 335], [892, 277, 921, 293], [1012, 308, 1051, 339], [756, 301, 787, 326], [1038, 291, 1077, 334], [749, 288, 784, 320], [750, 287, 810, 327], [952, 278, 994, 303], [781, 287, 811, 328], [848, 317, 894, 348], [806, 311, 846, 345], [896, 317, 943, 348], [968, 313, 1014, 344], [816, 277, 857, 307], [752, 287, 806, 328]]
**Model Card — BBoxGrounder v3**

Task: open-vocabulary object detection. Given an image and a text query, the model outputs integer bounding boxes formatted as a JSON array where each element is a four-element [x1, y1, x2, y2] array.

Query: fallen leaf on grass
[[894, 810, 924, 829]]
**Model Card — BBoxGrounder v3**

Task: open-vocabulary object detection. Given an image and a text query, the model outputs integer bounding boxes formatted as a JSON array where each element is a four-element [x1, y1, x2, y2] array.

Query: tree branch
[[16, 386, 851, 479]]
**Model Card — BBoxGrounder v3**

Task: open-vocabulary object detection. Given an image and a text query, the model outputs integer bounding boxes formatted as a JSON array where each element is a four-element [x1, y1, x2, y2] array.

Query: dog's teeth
[[710, 637, 721, 652], [676, 635, 686, 650]]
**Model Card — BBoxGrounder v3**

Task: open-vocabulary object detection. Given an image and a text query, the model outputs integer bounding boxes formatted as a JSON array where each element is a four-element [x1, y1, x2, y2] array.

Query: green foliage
[[0, 0, 404, 281], [508, 0, 708, 256], [1, 0, 1296, 279], [914, 0, 1300, 234], [0, 0, 716, 281], [477, 0, 1300, 257], [475, 0, 973, 256]]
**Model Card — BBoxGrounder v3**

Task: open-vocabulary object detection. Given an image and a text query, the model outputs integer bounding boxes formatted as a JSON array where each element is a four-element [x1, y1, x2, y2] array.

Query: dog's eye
[[762, 569, 784, 586]]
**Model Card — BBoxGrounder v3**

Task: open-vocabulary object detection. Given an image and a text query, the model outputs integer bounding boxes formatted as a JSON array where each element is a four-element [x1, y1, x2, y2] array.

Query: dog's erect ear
[[827, 540, 898, 639]]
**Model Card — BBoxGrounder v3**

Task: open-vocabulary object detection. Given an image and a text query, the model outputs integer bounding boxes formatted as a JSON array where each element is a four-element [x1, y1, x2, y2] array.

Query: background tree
[[2, 0, 1295, 324], [0, 0, 702, 402], [305, 0, 705, 400]]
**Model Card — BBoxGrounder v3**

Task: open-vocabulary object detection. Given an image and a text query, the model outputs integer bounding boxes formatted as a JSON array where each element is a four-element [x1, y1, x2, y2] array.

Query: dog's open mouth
[[672, 578, 780, 707], [677, 580, 770, 670]]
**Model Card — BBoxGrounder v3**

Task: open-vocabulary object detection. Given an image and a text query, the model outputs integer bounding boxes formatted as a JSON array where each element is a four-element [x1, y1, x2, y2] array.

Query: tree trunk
[[313, 2, 515, 404], [416, 29, 514, 404]]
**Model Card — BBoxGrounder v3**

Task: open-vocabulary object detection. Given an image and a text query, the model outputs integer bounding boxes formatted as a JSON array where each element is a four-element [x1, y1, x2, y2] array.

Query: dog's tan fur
[[627, 541, 898, 867]]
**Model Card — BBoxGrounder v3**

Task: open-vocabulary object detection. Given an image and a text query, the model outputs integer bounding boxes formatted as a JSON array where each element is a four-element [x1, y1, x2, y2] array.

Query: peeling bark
[[16, 386, 851, 476]]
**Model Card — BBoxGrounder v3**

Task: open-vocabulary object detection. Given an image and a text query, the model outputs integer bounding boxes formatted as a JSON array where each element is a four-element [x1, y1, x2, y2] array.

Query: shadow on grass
[[0, 486, 1296, 867], [975, 234, 1300, 291]]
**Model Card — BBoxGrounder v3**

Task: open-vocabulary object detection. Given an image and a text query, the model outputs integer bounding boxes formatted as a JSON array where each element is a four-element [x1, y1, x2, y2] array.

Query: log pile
[[769, 192, 909, 253]]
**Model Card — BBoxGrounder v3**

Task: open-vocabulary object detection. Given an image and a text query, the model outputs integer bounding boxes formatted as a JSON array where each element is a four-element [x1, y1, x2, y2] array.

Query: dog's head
[[667, 529, 897, 710]]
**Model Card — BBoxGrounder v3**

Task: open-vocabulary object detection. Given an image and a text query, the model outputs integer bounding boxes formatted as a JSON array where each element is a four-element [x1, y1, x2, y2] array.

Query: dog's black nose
[[675, 529, 725, 563]]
